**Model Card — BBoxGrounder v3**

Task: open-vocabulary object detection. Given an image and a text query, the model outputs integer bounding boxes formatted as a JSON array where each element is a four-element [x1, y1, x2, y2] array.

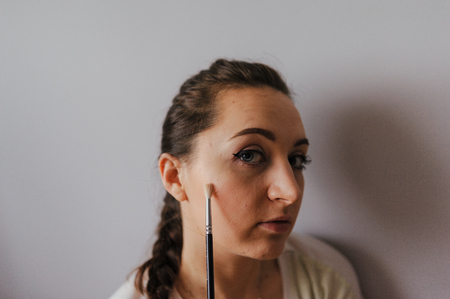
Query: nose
[[267, 160, 303, 204]]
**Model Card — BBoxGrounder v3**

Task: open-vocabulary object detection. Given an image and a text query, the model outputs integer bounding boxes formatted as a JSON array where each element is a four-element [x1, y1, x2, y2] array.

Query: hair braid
[[135, 193, 182, 299]]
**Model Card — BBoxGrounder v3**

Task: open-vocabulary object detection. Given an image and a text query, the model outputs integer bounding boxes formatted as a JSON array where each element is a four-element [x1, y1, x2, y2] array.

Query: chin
[[241, 235, 289, 260]]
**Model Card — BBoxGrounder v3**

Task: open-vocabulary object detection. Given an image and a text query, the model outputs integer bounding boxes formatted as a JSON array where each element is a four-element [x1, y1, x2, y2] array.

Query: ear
[[159, 153, 188, 202]]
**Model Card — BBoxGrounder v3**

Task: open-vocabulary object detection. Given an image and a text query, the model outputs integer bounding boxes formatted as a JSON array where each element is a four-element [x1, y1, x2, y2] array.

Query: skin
[[159, 86, 309, 299]]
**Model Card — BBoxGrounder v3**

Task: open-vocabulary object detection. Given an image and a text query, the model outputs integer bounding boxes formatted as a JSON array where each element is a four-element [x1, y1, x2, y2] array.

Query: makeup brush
[[204, 183, 215, 299]]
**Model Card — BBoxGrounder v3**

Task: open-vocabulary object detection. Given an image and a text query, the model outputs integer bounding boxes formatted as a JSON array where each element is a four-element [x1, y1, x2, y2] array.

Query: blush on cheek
[[210, 172, 261, 226], [212, 187, 242, 216], [213, 191, 243, 213]]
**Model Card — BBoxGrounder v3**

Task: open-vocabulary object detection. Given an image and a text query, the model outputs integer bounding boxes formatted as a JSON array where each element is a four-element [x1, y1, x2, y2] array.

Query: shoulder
[[280, 234, 364, 299], [108, 273, 182, 299], [108, 277, 145, 299]]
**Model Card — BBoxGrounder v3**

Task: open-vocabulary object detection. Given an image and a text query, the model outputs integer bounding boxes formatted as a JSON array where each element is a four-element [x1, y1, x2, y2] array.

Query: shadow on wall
[[307, 87, 449, 299], [333, 102, 445, 235]]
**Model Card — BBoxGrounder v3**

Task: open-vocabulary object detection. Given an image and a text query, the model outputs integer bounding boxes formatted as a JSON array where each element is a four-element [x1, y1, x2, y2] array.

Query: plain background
[[1, 1, 450, 299]]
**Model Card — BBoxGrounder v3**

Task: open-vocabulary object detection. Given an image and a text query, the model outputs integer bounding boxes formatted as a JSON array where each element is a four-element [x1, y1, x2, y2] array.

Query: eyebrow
[[230, 127, 310, 147], [294, 138, 309, 147], [230, 128, 276, 141]]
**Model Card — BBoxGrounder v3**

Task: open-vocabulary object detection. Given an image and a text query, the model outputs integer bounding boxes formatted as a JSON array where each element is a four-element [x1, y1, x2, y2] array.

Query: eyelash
[[289, 154, 312, 170], [233, 149, 265, 167], [233, 149, 311, 170]]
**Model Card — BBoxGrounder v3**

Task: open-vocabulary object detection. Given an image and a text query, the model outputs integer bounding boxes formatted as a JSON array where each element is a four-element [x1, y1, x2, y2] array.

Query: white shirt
[[109, 235, 363, 299]]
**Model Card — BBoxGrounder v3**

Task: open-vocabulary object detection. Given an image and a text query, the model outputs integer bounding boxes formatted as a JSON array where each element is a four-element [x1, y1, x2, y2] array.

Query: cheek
[[296, 171, 305, 191], [210, 171, 265, 235], [213, 176, 249, 216], [293, 171, 305, 215], [217, 194, 249, 216]]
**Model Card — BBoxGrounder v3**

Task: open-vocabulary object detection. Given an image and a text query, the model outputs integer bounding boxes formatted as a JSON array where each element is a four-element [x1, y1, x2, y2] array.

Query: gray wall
[[1, 2, 449, 299]]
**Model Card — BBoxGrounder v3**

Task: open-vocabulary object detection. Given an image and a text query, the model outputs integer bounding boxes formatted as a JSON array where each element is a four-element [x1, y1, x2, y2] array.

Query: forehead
[[214, 86, 305, 136]]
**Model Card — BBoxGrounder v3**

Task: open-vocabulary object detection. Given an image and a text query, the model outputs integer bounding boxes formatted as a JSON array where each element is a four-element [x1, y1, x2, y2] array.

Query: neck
[[175, 228, 282, 299]]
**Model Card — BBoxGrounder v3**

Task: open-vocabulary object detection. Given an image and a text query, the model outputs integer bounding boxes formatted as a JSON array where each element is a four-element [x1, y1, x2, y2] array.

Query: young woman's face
[[180, 86, 309, 260]]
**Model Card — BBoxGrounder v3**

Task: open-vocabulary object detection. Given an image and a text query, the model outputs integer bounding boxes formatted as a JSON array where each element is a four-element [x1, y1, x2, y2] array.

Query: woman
[[110, 59, 363, 299]]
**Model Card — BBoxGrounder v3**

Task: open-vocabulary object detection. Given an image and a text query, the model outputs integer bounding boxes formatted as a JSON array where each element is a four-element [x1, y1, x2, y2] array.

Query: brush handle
[[206, 233, 215, 299]]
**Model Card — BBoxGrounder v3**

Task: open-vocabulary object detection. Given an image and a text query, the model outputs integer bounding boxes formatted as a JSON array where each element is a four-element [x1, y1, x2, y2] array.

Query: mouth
[[258, 215, 292, 233]]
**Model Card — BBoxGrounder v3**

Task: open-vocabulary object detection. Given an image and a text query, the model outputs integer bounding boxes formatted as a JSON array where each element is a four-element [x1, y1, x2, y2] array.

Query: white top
[[109, 235, 363, 299]]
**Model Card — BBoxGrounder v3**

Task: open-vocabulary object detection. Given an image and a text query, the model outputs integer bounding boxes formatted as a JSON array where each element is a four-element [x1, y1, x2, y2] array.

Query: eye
[[288, 154, 311, 170], [233, 149, 265, 165]]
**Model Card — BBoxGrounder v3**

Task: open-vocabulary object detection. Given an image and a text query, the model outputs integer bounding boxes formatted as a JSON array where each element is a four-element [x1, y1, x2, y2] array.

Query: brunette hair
[[134, 59, 291, 298]]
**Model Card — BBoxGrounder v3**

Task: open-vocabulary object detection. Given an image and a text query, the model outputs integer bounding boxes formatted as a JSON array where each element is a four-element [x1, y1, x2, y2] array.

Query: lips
[[259, 215, 292, 233]]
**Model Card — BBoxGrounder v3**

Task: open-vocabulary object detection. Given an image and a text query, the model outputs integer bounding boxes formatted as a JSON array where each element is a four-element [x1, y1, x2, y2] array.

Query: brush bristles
[[203, 183, 214, 199]]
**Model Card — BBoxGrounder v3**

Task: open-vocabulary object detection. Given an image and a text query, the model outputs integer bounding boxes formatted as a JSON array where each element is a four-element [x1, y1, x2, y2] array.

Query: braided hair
[[134, 59, 291, 298]]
